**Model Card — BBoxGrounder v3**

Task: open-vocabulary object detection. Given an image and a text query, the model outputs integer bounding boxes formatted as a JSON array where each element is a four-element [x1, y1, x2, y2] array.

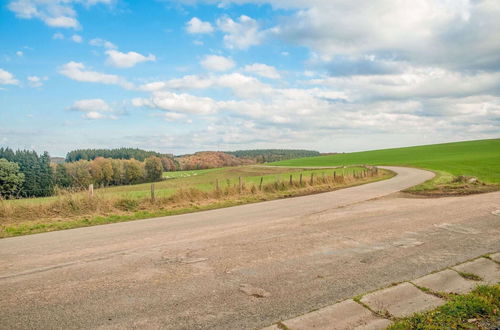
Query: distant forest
[[66, 148, 173, 162], [227, 149, 320, 163]]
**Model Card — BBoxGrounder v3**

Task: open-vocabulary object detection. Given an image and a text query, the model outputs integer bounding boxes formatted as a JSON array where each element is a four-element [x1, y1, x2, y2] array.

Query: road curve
[[1, 166, 499, 329], [0, 166, 432, 270]]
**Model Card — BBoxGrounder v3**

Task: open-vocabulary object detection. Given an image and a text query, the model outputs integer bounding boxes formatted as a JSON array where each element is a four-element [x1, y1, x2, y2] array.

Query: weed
[[457, 271, 483, 281]]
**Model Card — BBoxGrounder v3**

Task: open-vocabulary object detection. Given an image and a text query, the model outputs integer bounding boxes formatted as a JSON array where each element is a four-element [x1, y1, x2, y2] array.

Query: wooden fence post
[[299, 173, 303, 185], [259, 177, 263, 190], [239, 176, 242, 193], [88, 184, 94, 197], [310, 173, 314, 185], [334, 171, 336, 181], [151, 183, 155, 201], [289, 174, 293, 185]]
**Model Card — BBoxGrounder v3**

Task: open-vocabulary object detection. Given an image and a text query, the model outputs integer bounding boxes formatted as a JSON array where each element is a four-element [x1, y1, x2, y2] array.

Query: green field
[[273, 139, 500, 184]]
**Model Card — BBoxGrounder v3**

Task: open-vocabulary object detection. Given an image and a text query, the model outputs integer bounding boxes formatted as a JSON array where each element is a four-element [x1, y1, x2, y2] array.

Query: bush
[[0, 159, 25, 199]]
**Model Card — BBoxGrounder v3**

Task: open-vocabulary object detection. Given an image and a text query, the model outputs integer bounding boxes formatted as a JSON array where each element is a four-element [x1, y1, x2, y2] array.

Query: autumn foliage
[[176, 152, 255, 170]]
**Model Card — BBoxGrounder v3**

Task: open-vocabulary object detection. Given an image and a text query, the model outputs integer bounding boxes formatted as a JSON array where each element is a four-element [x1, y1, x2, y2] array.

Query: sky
[[0, 0, 499, 157]]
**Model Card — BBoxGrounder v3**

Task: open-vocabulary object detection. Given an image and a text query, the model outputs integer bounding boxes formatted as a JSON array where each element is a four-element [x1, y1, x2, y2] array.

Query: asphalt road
[[1, 166, 499, 329]]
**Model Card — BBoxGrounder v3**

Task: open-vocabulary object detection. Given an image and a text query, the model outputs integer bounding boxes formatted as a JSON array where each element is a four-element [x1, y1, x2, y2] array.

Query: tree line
[[53, 156, 163, 189], [66, 148, 173, 162], [0, 147, 164, 199], [227, 149, 320, 163]]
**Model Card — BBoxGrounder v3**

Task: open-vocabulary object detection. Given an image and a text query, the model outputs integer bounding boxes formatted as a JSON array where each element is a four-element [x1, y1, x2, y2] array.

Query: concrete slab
[[360, 282, 444, 318], [489, 253, 500, 263], [453, 257, 500, 284], [412, 269, 479, 294], [282, 299, 391, 330]]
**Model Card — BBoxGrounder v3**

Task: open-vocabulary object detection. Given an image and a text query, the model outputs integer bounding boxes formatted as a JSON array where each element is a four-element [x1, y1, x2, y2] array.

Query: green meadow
[[273, 139, 500, 184]]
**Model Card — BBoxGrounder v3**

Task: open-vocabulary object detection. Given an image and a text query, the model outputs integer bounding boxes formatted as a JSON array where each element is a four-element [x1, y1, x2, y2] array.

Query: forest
[[227, 149, 321, 162], [0, 147, 163, 198]]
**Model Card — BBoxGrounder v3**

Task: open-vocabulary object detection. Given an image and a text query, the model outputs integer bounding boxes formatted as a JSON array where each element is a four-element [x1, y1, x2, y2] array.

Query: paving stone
[[412, 269, 479, 294], [453, 257, 500, 284], [282, 299, 391, 330], [360, 282, 444, 318], [489, 252, 500, 263]]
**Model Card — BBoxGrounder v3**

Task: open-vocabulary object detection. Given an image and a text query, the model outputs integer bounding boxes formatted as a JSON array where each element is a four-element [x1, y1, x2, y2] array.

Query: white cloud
[[89, 38, 116, 49], [27, 75, 48, 87], [71, 34, 83, 43], [105, 49, 156, 68], [201, 55, 235, 72], [68, 98, 115, 120], [52, 32, 64, 39], [7, 0, 114, 29], [0, 68, 19, 85], [16, 51, 23, 57], [243, 63, 280, 79], [217, 15, 263, 49], [59, 61, 133, 88], [186, 17, 214, 34], [133, 91, 220, 115]]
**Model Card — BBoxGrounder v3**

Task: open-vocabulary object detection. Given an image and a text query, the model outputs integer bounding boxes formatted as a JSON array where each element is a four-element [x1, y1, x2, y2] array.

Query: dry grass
[[0, 168, 391, 238]]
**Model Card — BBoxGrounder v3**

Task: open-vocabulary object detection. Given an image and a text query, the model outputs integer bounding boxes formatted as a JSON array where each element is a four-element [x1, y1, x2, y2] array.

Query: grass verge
[[389, 284, 500, 329], [404, 170, 500, 197]]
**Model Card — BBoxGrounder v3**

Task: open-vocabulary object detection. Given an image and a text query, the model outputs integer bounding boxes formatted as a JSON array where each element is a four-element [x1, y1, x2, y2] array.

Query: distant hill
[[226, 149, 320, 163], [50, 157, 66, 164], [66, 148, 173, 162]]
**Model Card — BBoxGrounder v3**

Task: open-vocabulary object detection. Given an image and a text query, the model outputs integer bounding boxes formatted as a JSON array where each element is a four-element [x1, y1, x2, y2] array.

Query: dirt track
[[1, 166, 499, 329]]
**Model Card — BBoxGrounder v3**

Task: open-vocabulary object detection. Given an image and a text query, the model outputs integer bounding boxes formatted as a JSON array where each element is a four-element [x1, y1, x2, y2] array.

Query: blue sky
[[1, 0, 499, 157]]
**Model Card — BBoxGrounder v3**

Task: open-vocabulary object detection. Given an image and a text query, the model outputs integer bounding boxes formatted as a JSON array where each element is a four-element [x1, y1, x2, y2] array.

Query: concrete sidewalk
[[263, 253, 500, 330]]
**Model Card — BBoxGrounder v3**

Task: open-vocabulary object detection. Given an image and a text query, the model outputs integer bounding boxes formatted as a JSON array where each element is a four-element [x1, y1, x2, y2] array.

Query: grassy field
[[273, 139, 500, 195], [1, 165, 390, 237]]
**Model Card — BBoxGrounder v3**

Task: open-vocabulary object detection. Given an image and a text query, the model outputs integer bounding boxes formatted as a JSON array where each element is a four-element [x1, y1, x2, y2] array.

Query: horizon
[[1, 1, 499, 156]]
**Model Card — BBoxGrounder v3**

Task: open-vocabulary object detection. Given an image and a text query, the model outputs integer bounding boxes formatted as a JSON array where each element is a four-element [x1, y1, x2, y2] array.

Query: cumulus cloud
[[133, 91, 220, 115], [217, 15, 263, 49], [0, 68, 19, 85], [200, 55, 235, 72], [186, 17, 214, 34], [68, 98, 116, 119], [27, 75, 48, 87], [7, 0, 113, 29], [71, 34, 83, 43], [243, 63, 280, 79], [89, 38, 116, 49], [105, 50, 156, 68], [59, 61, 133, 88], [52, 32, 64, 39]]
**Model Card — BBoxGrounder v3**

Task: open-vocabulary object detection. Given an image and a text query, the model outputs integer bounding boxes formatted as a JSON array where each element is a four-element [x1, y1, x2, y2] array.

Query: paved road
[[1, 167, 499, 329]]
